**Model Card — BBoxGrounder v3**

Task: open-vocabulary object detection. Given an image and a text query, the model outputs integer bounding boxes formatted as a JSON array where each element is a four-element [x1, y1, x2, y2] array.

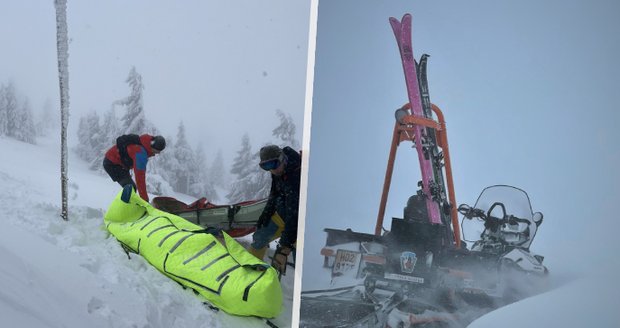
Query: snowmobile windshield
[[462, 185, 534, 246], [474, 185, 533, 220]]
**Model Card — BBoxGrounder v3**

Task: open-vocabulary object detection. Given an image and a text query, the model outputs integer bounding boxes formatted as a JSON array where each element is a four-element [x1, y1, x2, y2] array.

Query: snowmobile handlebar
[[505, 215, 532, 226], [458, 203, 485, 220], [458, 202, 531, 226], [485, 202, 531, 227]]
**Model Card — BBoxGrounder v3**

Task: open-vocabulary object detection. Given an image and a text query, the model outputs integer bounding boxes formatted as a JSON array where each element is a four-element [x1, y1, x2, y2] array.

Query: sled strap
[[265, 319, 279, 328], [228, 205, 239, 229]]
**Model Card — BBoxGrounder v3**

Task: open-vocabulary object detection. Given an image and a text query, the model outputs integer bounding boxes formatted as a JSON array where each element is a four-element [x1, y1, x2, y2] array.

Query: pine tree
[[253, 147, 272, 199], [22, 100, 37, 144], [85, 111, 106, 170], [3, 82, 19, 138], [100, 107, 119, 147], [75, 116, 90, 161], [226, 134, 270, 202], [172, 121, 195, 194], [209, 149, 227, 188], [272, 109, 299, 149], [89, 107, 121, 172], [74, 111, 103, 164], [35, 98, 57, 137], [14, 99, 37, 144], [189, 143, 218, 201], [227, 134, 254, 203], [147, 134, 177, 196], [0, 83, 37, 144], [0, 84, 7, 136], [115, 66, 148, 135], [248, 156, 271, 199]]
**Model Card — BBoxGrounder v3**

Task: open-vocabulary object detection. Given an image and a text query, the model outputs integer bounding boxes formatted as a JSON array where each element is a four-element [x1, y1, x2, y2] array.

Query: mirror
[[394, 107, 409, 124], [533, 212, 544, 225], [457, 204, 471, 216]]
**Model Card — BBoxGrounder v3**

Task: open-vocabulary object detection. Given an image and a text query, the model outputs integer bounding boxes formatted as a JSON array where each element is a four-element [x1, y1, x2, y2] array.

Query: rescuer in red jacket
[[102, 134, 166, 202]]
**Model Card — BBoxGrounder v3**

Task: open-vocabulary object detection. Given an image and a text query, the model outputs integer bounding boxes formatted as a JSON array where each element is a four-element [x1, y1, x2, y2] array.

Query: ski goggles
[[259, 158, 281, 171]]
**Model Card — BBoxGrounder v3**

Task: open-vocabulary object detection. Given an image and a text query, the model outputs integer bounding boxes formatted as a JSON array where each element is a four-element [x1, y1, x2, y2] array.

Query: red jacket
[[104, 134, 156, 202]]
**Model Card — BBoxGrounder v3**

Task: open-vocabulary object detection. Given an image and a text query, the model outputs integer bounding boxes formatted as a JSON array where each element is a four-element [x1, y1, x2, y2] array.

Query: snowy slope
[[0, 135, 294, 328], [469, 263, 620, 327]]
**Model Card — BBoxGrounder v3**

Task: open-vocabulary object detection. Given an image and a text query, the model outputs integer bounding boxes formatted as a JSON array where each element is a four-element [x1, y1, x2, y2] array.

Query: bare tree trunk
[[55, 0, 70, 221]]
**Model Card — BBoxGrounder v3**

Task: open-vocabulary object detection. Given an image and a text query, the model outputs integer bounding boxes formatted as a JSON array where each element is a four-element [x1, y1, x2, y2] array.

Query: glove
[[272, 245, 291, 276], [256, 213, 270, 229], [120, 184, 134, 203]]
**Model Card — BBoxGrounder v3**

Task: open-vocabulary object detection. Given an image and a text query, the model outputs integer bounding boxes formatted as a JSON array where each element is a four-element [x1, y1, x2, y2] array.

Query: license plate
[[331, 249, 361, 278]]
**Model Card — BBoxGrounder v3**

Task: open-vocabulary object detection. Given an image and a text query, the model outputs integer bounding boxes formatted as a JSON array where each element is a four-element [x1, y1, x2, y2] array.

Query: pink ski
[[390, 14, 441, 224]]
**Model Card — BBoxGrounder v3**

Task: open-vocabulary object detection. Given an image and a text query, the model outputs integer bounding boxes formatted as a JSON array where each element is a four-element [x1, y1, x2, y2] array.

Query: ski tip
[[402, 14, 412, 26], [391, 13, 411, 30]]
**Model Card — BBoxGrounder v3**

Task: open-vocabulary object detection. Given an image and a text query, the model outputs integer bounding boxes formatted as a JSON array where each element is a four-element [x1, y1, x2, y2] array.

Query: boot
[[249, 246, 268, 261]]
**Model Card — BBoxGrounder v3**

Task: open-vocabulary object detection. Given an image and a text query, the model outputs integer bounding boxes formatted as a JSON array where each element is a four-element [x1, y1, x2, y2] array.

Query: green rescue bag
[[104, 188, 283, 318]]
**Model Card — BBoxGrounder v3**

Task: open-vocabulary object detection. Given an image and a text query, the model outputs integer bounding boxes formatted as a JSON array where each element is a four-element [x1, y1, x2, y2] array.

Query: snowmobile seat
[[403, 194, 429, 221], [386, 218, 444, 252]]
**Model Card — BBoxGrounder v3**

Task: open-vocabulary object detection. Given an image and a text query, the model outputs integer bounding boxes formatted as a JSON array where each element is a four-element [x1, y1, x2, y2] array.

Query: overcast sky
[[301, 0, 620, 290], [0, 0, 310, 167]]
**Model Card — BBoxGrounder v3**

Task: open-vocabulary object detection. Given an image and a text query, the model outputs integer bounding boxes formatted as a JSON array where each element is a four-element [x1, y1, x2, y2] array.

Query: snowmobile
[[300, 13, 548, 328], [309, 189, 549, 326]]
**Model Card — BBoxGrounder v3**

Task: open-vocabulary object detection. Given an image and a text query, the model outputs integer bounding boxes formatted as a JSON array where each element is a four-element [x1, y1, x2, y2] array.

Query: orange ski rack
[[375, 103, 461, 249]]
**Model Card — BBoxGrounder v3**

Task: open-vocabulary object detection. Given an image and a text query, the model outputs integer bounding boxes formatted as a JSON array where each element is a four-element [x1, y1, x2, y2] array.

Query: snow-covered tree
[[75, 116, 90, 160], [227, 134, 270, 202], [172, 122, 195, 194], [189, 143, 218, 201], [0, 83, 36, 144], [85, 107, 121, 172], [100, 107, 119, 147], [227, 134, 253, 202], [74, 111, 103, 165], [209, 149, 227, 188], [13, 99, 37, 144], [114, 66, 149, 135], [0, 84, 7, 136], [253, 146, 272, 199], [2, 82, 19, 138], [148, 134, 178, 195], [272, 109, 299, 149], [87, 112, 107, 170], [35, 98, 58, 137], [145, 173, 175, 198]]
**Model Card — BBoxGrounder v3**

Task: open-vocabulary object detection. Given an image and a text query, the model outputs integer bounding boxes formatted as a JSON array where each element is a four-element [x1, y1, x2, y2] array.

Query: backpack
[[116, 134, 143, 167]]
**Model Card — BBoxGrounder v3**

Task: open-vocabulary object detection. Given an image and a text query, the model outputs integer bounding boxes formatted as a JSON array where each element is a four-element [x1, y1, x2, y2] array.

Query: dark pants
[[103, 158, 136, 190], [251, 219, 280, 249]]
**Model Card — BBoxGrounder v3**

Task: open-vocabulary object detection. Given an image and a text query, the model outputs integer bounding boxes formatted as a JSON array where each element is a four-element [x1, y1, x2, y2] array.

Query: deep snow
[[1, 133, 619, 327], [469, 268, 620, 327], [0, 135, 295, 328]]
